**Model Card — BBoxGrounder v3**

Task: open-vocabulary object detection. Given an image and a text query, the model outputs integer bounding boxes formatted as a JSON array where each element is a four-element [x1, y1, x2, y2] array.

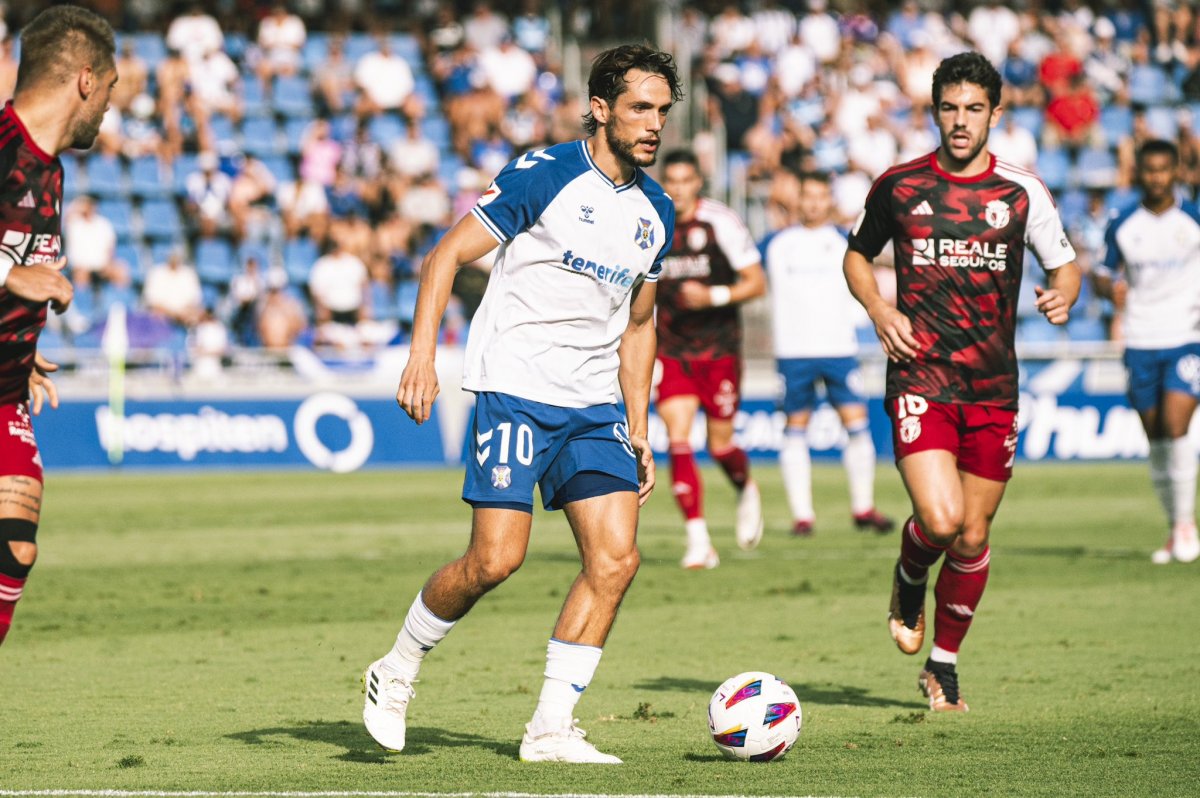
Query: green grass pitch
[[2, 463, 1198, 796]]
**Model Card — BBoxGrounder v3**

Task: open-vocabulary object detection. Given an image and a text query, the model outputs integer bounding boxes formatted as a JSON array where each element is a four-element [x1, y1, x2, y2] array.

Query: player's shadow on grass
[[634, 676, 921, 709], [227, 720, 519, 763]]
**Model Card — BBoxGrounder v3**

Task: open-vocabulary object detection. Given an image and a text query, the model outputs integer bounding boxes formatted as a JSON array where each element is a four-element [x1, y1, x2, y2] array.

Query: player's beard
[[941, 126, 989, 168], [606, 122, 657, 170], [69, 107, 106, 151]]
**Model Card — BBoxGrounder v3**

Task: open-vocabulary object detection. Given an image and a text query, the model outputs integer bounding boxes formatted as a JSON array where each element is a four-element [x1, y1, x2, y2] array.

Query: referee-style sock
[[899, 516, 948, 583], [711, 444, 750, 491], [842, 422, 877, 516], [669, 444, 704, 521], [530, 638, 603, 735], [382, 592, 456, 682], [1168, 436, 1197, 528], [780, 426, 814, 522], [932, 546, 990, 655]]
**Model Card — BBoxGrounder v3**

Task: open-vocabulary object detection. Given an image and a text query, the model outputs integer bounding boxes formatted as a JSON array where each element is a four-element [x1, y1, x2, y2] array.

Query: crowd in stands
[[0, 1, 1192, 374]]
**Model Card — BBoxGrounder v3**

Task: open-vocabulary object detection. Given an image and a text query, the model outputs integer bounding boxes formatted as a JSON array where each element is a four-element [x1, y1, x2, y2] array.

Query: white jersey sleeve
[[699, 199, 761, 271], [996, 162, 1076, 270]]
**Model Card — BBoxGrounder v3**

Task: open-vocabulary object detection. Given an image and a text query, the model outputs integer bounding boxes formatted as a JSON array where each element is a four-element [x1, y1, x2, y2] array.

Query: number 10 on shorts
[[476, 422, 535, 467]]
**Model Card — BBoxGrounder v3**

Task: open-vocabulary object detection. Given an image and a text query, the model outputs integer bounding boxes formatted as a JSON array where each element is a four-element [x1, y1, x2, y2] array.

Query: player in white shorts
[[361, 44, 681, 764]]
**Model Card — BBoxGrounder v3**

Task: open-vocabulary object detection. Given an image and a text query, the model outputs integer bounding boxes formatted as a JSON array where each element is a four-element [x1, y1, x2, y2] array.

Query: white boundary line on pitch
[[0, 792, 853, 798]]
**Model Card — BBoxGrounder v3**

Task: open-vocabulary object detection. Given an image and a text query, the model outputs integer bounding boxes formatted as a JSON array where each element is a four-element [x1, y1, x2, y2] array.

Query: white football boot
[[681, 542, 719, 570], [519, 720, 622, 763], [1171, 521, 1200, 563], [735, 479, 764, 551], [363, 659, 415, 752]]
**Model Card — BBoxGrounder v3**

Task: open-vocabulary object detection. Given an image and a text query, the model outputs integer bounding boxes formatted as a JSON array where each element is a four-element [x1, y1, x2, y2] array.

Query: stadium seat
[[196, 238, 236, 285], [237, 242, 271, 269], [242, 117, 283, 158], [201, 282, 223, 311], [114, 242, 147, 285], [1075, 147, 1117, 189], [1036, 148, 1070, 192], [1144, 105, 1179, 139], [141, 198, 184, 241], [389, 34, 422, 67], [60, 154, 84, 195], [330, 114, 358, 142], [149, 240, 177, 267], [371, 281, 398, 320], [1016, 272, 1040, 319], [241, 75, 271, 118], [1128, 65, 1172, 106], [1105, 186, 1140, 214], [97, 199, 134, 242], [273, 75, 314, 118], [173, 152, 200, 196], [129, 156, 169, 199], [284, 236, 319, 283], [302, 32, 329, 73], [261, 155, 296, 184], [368, 114, 406, 148], [396, 280, 419, 325], [85, 154, 125, 198], [1057, 189, 1089, 230], [283, 117, 310, 155], [209, 114, 238, 151], [1099, 105, 1133, 147], [132, 33, 166, 70], [1008, 106, 1044, 142], [345, 33, 377, 62]]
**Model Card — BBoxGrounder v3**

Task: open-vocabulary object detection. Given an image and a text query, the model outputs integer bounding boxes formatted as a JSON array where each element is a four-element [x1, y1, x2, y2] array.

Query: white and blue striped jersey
[[1100, 201, 1200, 349], [762, 223, 864, 358], [465, 140, 675, 407]]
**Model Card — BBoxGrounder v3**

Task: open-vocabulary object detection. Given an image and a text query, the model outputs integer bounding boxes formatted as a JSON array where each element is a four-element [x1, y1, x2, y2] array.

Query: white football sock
[[1168, 436, 1197, 526], [842, 422, 876, 516], [929, 645, 957, 665], [382, 592, 456, 682], [1149, 439, 1173, 522], [531, 638, 603, 734], [780, 426, 813, 522], [685, 518, 711, 549]]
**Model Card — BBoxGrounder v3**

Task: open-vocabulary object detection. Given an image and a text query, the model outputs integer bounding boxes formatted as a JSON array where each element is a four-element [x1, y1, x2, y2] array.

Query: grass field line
[[0, 787, 849, 792]]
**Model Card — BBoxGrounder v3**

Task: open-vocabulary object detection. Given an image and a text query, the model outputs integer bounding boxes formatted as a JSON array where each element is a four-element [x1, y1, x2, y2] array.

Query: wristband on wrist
[[709, 285, 732, 307]]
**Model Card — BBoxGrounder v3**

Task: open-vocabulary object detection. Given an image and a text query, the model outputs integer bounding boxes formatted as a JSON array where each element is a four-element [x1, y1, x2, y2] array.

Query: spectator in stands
[[549, 91, 584, 144], [478, 33, 537, 104], [258, 269, 307, 351], [300, 118, 342, 187], [189, 306, 229, 380], [1000, 39, 1042, 108], [166, 3, 224, 67], [329, 206, 374, 265], [227, 256, 266, 346], [1117, 106, 1158, 188], [111, 39, 147, 113], [255, 1, 306, 86], [326, 165, 369, 221], [64, 195, 126, 291], [190, 45, 243, 126], [144, 248, 204, 329], [427, 4, 466, 54], [186, 151, 234, 238], [315, 35, 355, 117], [513, 0, 551, 59], [1085, 18, 1130, 105], [354, 35, 421, 122], [707, 62, 758, 158], [397, 171, 451, 229], [1045, 73, 1102, 156], [156, 47, 190, 159], [121, 93, 166, 160], [989, 112, 1039, 171], [229, 156, 278, 242], [445, 69, 505, 160], [340, 120, 386, 209], [847, 112, 897, 179], [277, 172, 330, 242], [388, 119, 440, 180], [895, 105, 937, 163], [798, 0, 840, 65], [897, 31, 938, 108], [709, 3, 756, 61], [502, 91, 546, 151], [308, 237, 369, 337], [462, 1, 508, 51], [968, 0, 1021, 66]]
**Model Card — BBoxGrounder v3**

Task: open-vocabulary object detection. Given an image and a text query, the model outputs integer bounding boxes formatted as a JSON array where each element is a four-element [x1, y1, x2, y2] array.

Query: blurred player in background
[[762, 170, 893, 538], [844, 53, 1081, 710], [363, 44, 680, 763], [0, 5, 116, 647], [1094, 140, 1200, 564], [656, 149, 765, 570]]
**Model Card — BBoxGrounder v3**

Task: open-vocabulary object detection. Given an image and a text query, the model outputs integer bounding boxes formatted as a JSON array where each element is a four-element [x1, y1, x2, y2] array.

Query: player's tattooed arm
[[1035, 261, 1082, 326], [844, 248, 918, 362]]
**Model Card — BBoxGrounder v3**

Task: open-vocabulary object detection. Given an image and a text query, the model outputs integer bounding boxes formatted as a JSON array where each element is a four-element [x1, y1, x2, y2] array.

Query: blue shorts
[[777, 357, 866, 414], [463, 392, 639, 512], [1124, 343, 1200, 413]]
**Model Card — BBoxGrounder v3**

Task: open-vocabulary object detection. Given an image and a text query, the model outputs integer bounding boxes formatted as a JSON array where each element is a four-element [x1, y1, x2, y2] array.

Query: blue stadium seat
[[284, 117, 310, 155], [1144, 105, 1179, 139], [1128, 65, 1172, 106], [85, 154, 125, 198], [1057, 189, 1089, 230], [273, 75, 314, 118], [1105, 186, 1140, 214], [421, 116, 450, 148], [345, 33, 377, 62], [141, 198, 183, 240], [201, 282, 223, 311], [97, 199, 134, 241], [1099, 105, 1133, 147], [302, 32, 329, 73], [368, 114, 406, 148], [1036, 148, 1070, 192], [133, 33, 166, 70], [396, 280, 419, 325], [129, 156, 169, 198], [195, 237, 235, 285], [60, 155, 84, 195], [114, 242, 147, 284], [389, 34, 422, 67], [237, 242, 271, 269], [1016, 272, 1040, 319], [1075, 147, 1117, 189], [149, 240, 177, 267], [208, 114, 238, 151], [330, 114, 358, 142], [371, 281, 398, 320], [284, 237, 319, 283], [1008, 106, 1044, 142], [173, 152, 200, 196], [241, 75, 270, 118], [242, 117, 283, 158], [261, 155, 296, 184]]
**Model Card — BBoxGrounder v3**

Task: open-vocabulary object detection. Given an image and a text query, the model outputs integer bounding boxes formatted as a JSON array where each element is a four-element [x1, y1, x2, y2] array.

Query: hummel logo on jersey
[[579, 205, 595, 224], [18, 190, 35, 209], [515, 149, 556, 169], [912, 201, 934, 216], [560, 250, 635, 288]]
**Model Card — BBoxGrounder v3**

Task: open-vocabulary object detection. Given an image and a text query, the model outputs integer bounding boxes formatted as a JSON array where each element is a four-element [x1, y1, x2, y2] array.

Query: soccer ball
[[708, 671, 802, 762]]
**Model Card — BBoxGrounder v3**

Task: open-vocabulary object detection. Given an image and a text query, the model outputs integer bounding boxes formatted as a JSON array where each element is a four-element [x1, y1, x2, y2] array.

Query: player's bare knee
[[955, 524, 990, 557], [587, 547, 640, 592], [8, 541, 36, 566], [917, 509, 964, 544], [465, 553, 523, 591]]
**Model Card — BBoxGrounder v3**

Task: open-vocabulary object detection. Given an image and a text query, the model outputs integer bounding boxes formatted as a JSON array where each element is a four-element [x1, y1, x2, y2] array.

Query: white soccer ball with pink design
[[707, 671, 802, 761]]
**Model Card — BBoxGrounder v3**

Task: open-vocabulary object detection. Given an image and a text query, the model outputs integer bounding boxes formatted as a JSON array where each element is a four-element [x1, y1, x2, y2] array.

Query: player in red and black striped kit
[[0, 6, 117, 648], [655, 150, 766, 570], [844, 53, 1082, 710]]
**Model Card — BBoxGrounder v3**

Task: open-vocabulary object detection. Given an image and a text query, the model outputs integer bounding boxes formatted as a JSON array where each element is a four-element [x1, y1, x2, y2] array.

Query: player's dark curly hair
[[1137, 138, 1179, 165], [662, 149, 700, 170], [931, 51, 1002, 109], [583, 44, 684, 136], [16, 5, 115, 93]]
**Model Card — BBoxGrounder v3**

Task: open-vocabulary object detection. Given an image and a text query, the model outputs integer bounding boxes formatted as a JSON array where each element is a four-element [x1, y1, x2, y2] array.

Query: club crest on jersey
[[899, 416, 922, 444], [491, 465, 512, 489], [985, 199, 1011, 230], [634, 217, 655, 250], [687, 226, 708, 251]]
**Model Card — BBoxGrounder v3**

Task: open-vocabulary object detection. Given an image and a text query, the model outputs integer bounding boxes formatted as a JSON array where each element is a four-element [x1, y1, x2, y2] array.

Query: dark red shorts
[[0, 403, 43, 483], [656, 355, 742, 420], [886, 394, 1018, 482]]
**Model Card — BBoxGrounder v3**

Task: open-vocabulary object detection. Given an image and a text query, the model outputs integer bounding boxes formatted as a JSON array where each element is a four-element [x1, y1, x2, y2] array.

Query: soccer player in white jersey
[[656, 149, 766, 570], [763, 170, 893, 537], [361, 44, 680, 764], [1095, 140, 1200, 564]]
